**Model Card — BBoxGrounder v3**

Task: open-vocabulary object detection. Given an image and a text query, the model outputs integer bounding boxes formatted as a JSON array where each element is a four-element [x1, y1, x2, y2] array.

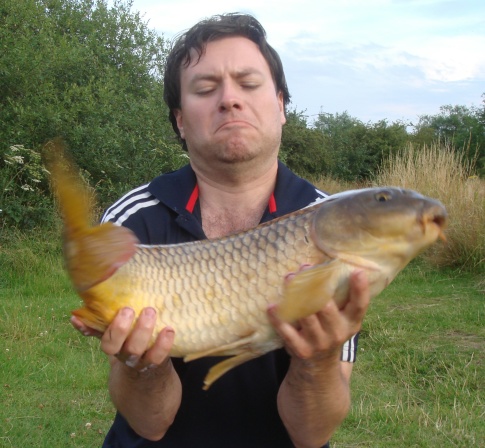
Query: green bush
[[0, 145, 53, 228], [0, 0, 186, 225]]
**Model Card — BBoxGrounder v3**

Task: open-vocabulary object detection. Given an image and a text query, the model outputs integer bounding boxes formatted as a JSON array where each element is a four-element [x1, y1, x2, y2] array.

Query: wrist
[[289, 349, 342, 382], [114, 356, 173, 381]]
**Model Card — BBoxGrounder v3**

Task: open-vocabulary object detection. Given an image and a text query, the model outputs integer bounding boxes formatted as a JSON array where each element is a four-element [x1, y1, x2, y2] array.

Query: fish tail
[[44, 139, 138, 303], [43, 139, 93, 233]]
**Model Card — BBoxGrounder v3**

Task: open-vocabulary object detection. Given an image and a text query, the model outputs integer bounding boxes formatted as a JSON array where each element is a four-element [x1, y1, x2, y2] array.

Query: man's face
[[174, 36, 286, 172]]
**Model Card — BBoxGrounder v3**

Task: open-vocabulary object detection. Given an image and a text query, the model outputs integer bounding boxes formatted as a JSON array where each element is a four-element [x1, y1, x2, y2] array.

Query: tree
[[312, 112, 409, 181], [414, 103, 485, 175], [280, 110, 330, 180], [1, 0, 186, 228]]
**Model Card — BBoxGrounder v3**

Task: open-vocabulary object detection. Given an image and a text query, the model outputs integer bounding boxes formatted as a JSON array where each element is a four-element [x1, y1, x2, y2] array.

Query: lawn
[[1, 231, 483, 447]]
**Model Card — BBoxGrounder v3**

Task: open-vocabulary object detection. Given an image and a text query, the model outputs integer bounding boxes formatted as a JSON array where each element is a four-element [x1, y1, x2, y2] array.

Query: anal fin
[[203, 352, 259, 390], [184, 332, 257, 362]]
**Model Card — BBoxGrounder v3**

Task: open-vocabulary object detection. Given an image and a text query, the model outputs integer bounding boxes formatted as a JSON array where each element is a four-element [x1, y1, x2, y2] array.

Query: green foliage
[[0, 145, 53, 228], [280, 110, 330, 180], [1, 0, 484, 231], [0, 0, 186, 222], [312, 112, 409, 181], [414, 103, 485, 176]]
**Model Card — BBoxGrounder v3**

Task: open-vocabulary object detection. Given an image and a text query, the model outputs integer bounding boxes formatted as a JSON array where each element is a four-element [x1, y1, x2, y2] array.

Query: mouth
[[217, 120, 253, 131], [421, 205, 448, 242]]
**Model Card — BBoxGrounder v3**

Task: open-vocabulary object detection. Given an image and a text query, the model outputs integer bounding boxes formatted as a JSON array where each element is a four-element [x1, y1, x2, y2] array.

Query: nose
[[218, 81, 242, 112]]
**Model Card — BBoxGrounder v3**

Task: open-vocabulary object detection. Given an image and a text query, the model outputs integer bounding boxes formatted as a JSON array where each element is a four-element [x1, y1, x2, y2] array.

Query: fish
[[45, 142, 447, 389]]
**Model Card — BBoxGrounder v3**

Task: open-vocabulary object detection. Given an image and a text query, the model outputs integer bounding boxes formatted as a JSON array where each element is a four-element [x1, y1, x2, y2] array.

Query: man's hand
[[269, 269, 370, 448], [70, 307, 175, 372], [267, 269, 369, 361]]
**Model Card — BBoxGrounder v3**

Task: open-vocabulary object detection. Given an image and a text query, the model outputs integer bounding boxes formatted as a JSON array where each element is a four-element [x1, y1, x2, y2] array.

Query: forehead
[[182, 36, 271, 77]]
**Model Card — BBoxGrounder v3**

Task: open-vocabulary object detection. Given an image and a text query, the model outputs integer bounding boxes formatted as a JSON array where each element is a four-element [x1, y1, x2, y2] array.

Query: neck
[[192, 159, 278, 239]]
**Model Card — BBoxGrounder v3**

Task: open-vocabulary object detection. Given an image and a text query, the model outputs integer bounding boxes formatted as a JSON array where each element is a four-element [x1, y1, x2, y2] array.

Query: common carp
[[45, 144, 447, 389]]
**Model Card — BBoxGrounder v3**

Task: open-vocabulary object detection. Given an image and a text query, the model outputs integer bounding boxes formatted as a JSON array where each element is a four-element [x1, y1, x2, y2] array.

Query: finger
[[100, 307, 136, 355], [295, 314, 330, 356], [121, 307, 158, 357], [267, 305, 312, 358], [344, 270, 371, 320], [70, 315, 103, 338], [143, 326, 175, 366]]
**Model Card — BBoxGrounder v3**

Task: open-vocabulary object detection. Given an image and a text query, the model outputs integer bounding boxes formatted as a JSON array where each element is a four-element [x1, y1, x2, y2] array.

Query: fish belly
[[113, 212, 323, 358]]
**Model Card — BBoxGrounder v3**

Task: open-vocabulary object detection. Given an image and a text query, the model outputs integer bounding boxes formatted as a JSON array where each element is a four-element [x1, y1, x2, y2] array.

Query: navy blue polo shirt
[[101, 162, 355, 447]]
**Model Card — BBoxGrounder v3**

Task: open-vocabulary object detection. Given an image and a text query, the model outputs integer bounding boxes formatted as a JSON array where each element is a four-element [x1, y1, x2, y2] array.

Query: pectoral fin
[[277, 260, 346, 323]]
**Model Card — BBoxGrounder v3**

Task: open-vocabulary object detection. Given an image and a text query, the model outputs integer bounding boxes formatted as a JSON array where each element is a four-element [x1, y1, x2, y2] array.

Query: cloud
[[128, 0, 485, 122]]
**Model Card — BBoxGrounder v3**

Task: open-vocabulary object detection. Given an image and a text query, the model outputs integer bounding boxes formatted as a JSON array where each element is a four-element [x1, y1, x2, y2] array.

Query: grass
[[1, 230, 483, 447], [333, 265, 484, 447], [316, 143, 485, 274], [0, 229, 113, 447]]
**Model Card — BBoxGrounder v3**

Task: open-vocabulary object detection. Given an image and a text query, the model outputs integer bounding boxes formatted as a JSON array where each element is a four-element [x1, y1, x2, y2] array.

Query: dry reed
[[375, 142, 484, 272]]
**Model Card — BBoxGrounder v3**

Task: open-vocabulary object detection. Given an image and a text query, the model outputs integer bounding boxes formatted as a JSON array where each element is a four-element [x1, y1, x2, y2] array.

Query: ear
[[174, 109, 185, 139], [277, 91, 286, 125]]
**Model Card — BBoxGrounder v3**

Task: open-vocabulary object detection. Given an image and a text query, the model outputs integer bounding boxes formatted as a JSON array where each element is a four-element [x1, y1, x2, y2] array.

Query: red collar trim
[[268, 192, 277, 213], [185, 184, 199, 213], [185, 185, 277, 214]]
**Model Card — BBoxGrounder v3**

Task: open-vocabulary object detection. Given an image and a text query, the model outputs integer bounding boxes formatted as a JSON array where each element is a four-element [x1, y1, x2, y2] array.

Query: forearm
[[278, 350, 350, 448], [109, 357, 182, 441]]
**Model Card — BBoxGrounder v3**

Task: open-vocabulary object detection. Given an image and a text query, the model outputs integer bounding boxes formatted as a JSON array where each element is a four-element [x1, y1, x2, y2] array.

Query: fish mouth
[[421, 205, 448, 242]]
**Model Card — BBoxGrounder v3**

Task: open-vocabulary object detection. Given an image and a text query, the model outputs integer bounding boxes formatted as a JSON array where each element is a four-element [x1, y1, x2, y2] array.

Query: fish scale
[[110, 213, 322, 359], [45, 141, 447, 389]]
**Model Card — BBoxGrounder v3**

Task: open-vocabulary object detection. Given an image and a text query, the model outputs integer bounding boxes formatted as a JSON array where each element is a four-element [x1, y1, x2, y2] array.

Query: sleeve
[[340, 332, 360, 362]]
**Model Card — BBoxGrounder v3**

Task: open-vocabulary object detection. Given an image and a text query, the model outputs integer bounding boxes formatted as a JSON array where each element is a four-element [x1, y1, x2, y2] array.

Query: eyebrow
[[189, 68, 264, 84]]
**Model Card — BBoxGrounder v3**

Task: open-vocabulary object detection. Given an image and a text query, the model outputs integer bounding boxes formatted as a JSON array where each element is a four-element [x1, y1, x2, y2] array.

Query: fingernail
[[121, 307, 134, 318], [143, 307, 156, 318], [353, 269, 363, 280], [139, 364, 157, 373], [164, 326, 175, 340], [125, 355, 140, 368], [267, 304, 277, 316]]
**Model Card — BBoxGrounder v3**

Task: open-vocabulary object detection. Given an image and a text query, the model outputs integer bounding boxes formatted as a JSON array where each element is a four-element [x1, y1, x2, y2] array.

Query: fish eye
[[375, 192, 392, 202]]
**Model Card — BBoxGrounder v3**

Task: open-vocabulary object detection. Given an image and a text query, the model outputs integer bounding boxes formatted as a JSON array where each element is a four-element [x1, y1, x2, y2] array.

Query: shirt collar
[[148, 161, 325, 223]]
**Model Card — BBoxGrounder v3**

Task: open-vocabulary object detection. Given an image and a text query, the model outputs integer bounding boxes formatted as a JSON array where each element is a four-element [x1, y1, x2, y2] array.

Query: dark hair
[[163, 13, 291, 145]]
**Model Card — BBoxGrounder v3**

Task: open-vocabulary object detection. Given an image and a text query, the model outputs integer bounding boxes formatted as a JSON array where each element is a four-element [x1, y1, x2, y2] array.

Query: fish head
[[311, 187, 447, 271]]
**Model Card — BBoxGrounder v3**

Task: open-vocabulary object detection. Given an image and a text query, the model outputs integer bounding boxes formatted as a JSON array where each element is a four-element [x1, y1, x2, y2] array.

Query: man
[[72, 13, 370, 447]]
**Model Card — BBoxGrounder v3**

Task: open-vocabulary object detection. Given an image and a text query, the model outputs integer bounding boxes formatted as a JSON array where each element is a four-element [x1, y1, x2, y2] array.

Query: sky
[[128, 0, 485, 126]]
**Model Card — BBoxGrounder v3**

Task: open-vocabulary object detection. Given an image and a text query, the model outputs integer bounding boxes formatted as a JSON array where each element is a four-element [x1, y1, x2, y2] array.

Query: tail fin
[[44, 139, 137, 293]]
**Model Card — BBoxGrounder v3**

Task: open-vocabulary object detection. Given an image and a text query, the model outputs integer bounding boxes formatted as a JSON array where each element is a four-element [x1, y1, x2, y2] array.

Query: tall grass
[[375, 143, 484, 272], [0, 227, 113, 447]]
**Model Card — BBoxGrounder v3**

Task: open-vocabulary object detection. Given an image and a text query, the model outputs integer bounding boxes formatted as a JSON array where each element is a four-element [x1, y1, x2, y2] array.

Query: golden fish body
[[46, 143, 447, 388], [80, 208, 325, 359]]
